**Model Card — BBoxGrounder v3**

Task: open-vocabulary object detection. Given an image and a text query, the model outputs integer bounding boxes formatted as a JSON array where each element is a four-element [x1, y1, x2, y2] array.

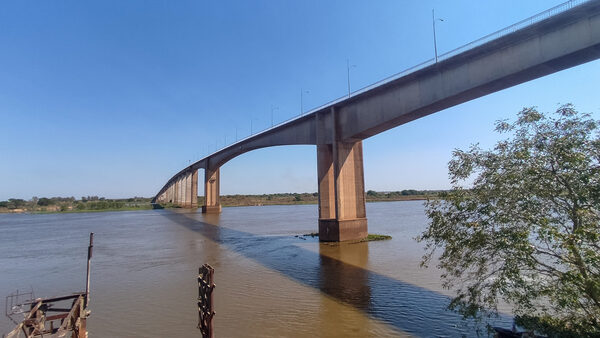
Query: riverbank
[[215, 192, 435, 207], [1, 190, 440, 214]]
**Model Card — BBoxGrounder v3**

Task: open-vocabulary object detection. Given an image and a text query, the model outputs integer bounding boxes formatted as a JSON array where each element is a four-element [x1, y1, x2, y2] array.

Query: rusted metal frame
[[21, 293, 84, 305], [4, 233, 93, 338], [197, 264, 215, 338], [45, 313, 69, 321], [44, 307, 73, 312], [5, 300, 43, 338], [56, 295, 83, 336]]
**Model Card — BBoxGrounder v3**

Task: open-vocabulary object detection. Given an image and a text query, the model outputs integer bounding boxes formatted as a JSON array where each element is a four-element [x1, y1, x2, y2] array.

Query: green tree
[[7, 199, 26, 209], [37, 197, 52, 206], [419, 105, 600, 336]]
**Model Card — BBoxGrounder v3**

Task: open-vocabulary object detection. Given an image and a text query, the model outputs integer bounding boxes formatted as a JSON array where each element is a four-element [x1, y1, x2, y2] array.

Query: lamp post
[[432, 9, 444, 63], [300, 89, 309, 116], [250, 117, 259, 135], [347, 58, 356, 97]]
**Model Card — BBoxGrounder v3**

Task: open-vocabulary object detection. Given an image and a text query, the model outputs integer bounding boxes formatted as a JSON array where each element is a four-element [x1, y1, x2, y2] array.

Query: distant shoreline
[[0, 191, 440, 214]]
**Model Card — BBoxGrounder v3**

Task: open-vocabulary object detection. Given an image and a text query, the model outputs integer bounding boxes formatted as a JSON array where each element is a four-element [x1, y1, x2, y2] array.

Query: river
[[0, 201, 512, 337]]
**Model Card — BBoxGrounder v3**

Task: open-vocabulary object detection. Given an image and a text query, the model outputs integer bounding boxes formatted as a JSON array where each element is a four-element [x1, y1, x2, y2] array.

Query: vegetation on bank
[[0, 196, 152, 213], [211, 189, 441, 207], [0, 190, 440, 214]]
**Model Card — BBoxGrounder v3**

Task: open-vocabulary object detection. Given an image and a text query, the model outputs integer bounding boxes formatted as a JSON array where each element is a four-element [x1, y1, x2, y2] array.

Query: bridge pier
[[190, 170, 198, 208], [175, 177, 181, 205], [317, 140, 368, 242], [202, 168, 222, 213], [183, 175, 190, 207], [181, 170, 198, 208]]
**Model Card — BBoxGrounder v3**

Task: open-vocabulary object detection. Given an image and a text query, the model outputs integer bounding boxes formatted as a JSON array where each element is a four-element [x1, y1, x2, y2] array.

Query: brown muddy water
[[0, 201, 512, 337]]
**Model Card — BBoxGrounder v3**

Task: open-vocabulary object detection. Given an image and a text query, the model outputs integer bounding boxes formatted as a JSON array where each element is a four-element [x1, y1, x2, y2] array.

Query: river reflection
[[161, 209, 511, 336], [0, 202, 512, 337]]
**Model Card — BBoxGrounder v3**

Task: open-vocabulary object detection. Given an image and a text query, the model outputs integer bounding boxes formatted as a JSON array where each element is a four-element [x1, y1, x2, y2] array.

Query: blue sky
[[1, 0, 599, 200]]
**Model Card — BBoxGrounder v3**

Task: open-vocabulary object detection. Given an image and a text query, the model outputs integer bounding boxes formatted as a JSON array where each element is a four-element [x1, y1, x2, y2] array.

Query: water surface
[[0, 201, 511, 337]]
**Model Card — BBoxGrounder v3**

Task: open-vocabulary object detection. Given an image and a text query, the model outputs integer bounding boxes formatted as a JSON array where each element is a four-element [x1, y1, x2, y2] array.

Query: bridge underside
[[154, 140, 370, 241]]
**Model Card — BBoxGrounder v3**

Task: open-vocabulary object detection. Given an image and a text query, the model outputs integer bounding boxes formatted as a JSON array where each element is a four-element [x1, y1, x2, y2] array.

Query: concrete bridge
[[153, 0, 600, 241]]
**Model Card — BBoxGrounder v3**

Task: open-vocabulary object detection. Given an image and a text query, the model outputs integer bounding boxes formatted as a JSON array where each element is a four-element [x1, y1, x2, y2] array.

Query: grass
[[361, 234, 392, 242], [299, 232, 392, 242]]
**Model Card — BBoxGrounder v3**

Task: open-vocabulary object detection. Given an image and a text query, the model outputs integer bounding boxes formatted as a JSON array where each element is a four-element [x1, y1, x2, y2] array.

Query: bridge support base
[[318, 218, 368, 242], [317, 140, 368, 242], [202, 205, 222, 214], [202, 168, 222, 214]]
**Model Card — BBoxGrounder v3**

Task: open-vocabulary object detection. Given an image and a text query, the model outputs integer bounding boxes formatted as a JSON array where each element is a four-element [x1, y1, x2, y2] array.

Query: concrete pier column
[[182, 170, 198, 209], [191, 170, 198, 208], [174, 178, 180, 205], [202, 168, 221, 213], [317, 140, 368, 241], [174, 177, 179, 206], [178, 176, 184, 206], [183, 174, 191, 208]]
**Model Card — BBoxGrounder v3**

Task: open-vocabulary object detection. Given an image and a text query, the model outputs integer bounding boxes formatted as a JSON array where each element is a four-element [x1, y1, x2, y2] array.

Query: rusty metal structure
[[4, 233, 94, 338], [4, 293, 89, 338], [197, 264, 215, 338]]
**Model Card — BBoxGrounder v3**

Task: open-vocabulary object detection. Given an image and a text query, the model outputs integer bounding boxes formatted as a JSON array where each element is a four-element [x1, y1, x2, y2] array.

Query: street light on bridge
[[250, 117, 259, 135], [432, 9, 444, 63], [300, 89, 309, 116], [347, 58, 357, 97]]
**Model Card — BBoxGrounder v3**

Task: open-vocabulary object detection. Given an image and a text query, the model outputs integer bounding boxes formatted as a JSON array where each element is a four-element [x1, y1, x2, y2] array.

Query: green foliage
[[363, 234, 392, 242], [0, 201, 8, 208], [37, 197, 53, 206], [419, 105, 600, 335], [7, 199, 26, 209]]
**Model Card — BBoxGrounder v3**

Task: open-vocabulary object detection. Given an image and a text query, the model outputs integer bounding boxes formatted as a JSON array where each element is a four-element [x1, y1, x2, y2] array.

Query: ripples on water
[[0, 201, 512, 337]]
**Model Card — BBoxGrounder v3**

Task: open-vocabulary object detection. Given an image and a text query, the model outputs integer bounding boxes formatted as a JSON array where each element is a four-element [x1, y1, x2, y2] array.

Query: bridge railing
[[439, 0, 589, 61], [346, 0, 591, 103], [190, 0, 591, 168]]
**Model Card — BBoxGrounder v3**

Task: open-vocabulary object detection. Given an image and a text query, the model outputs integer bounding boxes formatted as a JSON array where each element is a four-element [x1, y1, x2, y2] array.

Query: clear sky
[[1, 0, 599, 200]]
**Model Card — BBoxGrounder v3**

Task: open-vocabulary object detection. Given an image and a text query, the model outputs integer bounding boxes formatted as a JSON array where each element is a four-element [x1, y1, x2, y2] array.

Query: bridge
[[153, 0, 600, 241]]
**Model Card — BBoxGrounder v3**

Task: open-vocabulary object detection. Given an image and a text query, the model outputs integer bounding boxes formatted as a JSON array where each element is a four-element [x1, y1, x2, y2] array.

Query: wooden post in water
[[198, 264, 215, 338]]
